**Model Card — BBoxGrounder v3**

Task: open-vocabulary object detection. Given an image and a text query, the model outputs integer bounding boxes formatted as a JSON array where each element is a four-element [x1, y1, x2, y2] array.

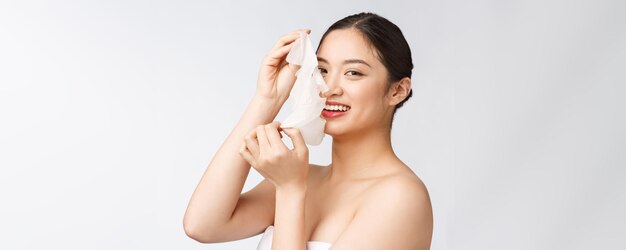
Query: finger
[[268, 28, 309, 54], [282, 128, 307, 153], [239, 142, 257, 166], [294, 28, 311, 35], [244, 131, 260, 159], [256, 125, 271, 152], [270, 41, 296, 58], [265, 30, 310, 67], [271, 32, 301, 51], [265, 122, 287, 150], [288, 63, 301, 76], [283, 29, 309, 40], [265, 42, 297, 65]]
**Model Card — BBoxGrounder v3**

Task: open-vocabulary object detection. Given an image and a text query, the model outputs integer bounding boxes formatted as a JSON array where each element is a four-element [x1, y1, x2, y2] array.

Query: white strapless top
[[257, 225, 332, 250]]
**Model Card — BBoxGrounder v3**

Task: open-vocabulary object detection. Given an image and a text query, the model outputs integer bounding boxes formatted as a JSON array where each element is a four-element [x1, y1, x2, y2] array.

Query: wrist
[[252, 94, 286, 110], [276, 184, 307, 197], [248, 95, 283, 118]]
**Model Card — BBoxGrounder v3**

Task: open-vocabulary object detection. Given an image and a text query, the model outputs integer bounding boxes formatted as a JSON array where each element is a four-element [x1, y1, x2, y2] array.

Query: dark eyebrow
[[317, 57, 372, 68]]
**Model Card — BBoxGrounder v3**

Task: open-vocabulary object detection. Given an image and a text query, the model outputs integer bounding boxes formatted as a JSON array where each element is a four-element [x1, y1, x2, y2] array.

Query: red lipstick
[[321, 101, 351, 119]]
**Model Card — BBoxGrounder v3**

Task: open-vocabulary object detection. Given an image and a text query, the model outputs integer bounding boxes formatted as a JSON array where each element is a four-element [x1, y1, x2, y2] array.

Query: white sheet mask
[[279, 31, 329, 146]]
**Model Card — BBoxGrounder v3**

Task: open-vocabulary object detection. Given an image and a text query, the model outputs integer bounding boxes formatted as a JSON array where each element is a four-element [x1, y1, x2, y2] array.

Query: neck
[[327, 125, 398, 181]]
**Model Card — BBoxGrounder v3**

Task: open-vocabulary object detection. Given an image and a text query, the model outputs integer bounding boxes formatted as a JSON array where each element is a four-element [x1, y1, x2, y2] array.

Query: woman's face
[[317, 28, 393, 138]]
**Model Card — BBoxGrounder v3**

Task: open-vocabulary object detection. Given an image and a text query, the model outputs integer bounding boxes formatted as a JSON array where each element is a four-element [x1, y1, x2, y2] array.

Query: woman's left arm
[[273, 183, 307, 250], [240, 121, 309, 250]]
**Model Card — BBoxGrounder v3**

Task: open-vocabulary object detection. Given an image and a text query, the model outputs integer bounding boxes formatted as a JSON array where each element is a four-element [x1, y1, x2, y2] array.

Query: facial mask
[[279, 31, 329, 146]]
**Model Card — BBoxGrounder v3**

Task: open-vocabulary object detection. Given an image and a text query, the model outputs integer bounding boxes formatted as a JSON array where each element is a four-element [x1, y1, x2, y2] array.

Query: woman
[[184, 12, 433, 250]]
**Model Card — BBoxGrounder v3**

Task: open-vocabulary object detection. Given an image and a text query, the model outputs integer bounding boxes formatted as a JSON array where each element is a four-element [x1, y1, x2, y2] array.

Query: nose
[[320, 75, 343, 98]]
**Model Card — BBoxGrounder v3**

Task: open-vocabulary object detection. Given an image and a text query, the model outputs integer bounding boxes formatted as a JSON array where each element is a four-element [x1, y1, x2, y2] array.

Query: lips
[[322, 101, 351, 119], [325, 101, 349, 106]]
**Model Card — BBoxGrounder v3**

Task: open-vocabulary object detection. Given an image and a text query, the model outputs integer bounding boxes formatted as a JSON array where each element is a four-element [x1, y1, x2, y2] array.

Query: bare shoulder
[[330, 167, 433, 249], [366, 170, 431, 205]]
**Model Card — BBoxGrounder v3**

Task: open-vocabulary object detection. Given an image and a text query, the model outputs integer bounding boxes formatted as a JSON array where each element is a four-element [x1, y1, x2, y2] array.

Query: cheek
[[347, 82, 387, 114]]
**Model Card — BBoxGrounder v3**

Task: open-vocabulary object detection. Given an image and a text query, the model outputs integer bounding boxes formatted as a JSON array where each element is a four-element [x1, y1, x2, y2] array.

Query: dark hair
[[316, 12, 413, 124]]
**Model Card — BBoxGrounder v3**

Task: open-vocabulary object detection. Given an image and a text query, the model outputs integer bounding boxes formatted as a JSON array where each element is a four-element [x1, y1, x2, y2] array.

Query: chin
[[323, 122, 339, 136], [323, 121, 351, 138]]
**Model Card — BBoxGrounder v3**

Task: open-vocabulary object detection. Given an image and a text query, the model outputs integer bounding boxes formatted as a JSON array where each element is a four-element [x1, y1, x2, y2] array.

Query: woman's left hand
[[239, 121, 309, 191]]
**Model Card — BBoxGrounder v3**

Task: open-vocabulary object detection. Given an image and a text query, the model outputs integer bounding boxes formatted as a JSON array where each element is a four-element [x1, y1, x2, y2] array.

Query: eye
[[318, 67, 328, 74], [345, 70, 362, 76]]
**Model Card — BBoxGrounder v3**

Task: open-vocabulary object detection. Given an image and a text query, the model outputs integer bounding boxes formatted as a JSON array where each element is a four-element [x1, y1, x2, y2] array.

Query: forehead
[[317, 28, 379, 64]]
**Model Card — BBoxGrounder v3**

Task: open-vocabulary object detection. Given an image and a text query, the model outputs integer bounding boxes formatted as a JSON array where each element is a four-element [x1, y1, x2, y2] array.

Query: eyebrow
[[317, 57, 372, 68]]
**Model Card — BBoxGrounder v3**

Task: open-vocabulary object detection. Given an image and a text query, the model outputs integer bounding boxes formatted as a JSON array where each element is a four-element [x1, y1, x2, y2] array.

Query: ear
[[387, 77, 412, 106]]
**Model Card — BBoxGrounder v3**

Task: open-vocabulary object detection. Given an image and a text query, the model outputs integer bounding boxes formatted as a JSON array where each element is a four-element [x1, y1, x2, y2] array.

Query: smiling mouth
[[321, 104, 350, 119], [323, 104, 351, 112]]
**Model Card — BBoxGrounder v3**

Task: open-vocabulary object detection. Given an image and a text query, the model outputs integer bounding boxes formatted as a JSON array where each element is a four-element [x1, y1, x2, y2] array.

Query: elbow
[[183, 218, 214, 243]]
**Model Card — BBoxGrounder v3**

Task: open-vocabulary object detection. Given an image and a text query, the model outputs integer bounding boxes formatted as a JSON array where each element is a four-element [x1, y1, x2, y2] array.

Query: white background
[[1, 0, 624, 249]]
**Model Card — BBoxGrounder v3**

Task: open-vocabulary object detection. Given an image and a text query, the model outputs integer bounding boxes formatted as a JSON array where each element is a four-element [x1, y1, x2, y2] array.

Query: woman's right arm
[[182, 29, 310, 243]]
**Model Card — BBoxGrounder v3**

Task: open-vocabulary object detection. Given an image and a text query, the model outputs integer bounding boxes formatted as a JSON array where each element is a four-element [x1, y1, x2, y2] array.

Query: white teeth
[[324, 104, 350, 111]]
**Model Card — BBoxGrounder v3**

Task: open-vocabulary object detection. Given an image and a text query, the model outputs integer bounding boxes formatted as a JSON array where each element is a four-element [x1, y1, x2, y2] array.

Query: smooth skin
[[183, 28, 433, 249]]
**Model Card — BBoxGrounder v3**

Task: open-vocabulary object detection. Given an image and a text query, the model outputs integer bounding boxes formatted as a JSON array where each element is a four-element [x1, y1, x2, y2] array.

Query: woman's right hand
[[255, 29, 311, 107]]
